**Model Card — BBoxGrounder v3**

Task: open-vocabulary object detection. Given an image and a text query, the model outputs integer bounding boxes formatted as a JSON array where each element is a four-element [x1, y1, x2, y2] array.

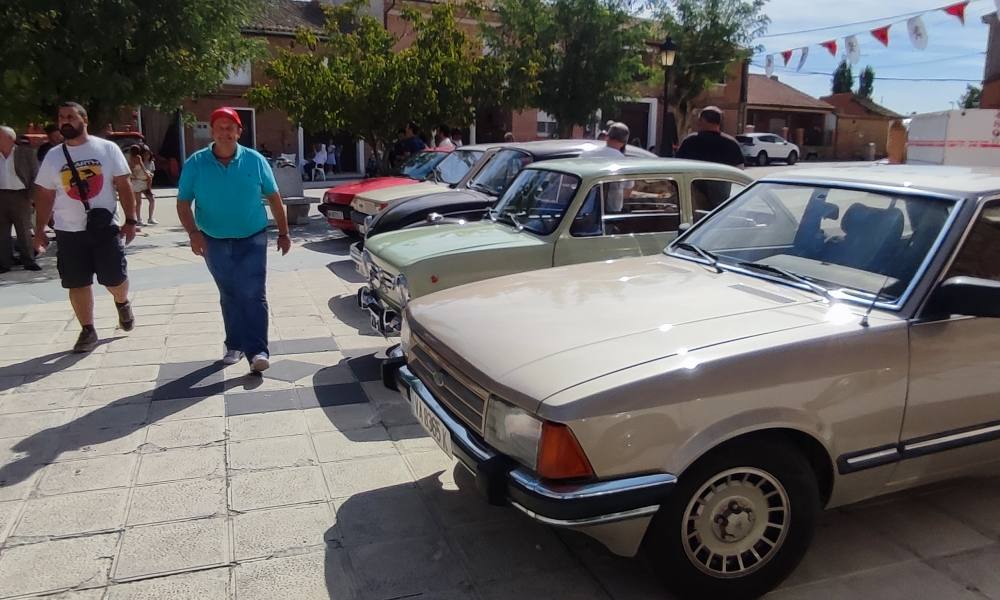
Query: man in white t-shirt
[[33, 102, 139, 353], [584, 121, 635, 213]]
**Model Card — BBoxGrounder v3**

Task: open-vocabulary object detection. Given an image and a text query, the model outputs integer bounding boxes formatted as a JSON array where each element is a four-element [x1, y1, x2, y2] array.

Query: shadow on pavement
[[325, 260, 366, 284], [326, 295, 375, 334], [0, 339, 121, 392]]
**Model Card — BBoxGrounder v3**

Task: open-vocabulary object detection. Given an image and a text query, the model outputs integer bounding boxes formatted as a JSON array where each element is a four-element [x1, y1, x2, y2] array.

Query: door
[[895, 200, 1000, 482], [235, 109, 255, 149], [690, 177, 749, 224], [553, 178, 681, 266]]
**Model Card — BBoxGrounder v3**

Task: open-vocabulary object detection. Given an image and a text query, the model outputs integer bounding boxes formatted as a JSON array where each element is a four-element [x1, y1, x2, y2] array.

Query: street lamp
[[653, 36, 678, 157]]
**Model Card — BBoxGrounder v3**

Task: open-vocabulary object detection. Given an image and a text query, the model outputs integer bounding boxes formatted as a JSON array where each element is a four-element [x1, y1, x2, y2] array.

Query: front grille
[[409, 336, 489, 433]]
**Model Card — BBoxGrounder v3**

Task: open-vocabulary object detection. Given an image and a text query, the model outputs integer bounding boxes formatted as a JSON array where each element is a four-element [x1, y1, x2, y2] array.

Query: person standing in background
[[0, 126, 40, 273]]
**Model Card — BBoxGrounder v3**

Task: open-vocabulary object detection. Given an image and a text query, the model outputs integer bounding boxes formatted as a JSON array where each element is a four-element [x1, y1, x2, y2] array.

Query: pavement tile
[[234, 550, 358, 600], [79, 382, 156, 407], [105, 567, 229, 600], [233, 502, 338, 560], [335, 487, 436, 547], [0, 408, 74, 439], [296, 363, 356, 387], [349, 535, 471, 600], [223, 374, 293, 394], [136, 445, 226, 484], [0, 343, 53, 360], [166, 334, 223, 348], [170, 312, 221, 324], [362, 381, 417, 427], [322, 455, 414, 499], [99, 349, 166, 368], [115, 517, 229, 580], [56, 425, 149, 460], [133, 304, 177, 316], [390, 424, 443, 453], [104, 336, 167, 352], [168, 322, 223, 335], [72, 401, 150, 429], [4, 320, 69, 335], [451, 519, 577, 582], [20, 589, 106, 600], [163, 345, 223, 363], [229, 410, 308, 441], [0, 532, 118, 597], [91, 365, 160, 387], [20, 370, 96, 392], [0, 390, 81, 414], [148, 395, 225, 422], [228, 434, 317, 471], [127, 477, 227, 525], [922, 478, 1000, 538], [297, 383, 369, 409], [476, 567, 610, 600], [303, 403, 380, 433], [343, 352, 384, 382], [229, 466, 328, 512], [224, 388, 299, 417], [271, 337, 338, 355], [769, 559, 983, 600], [126, 325, 171, 338], [13, 487, 129, 537], [403, 450, 458, 487], [1, 332, 60, 347], [312, 426, 397, 463], [335, 336, 393, 352], [145, 416, 226, 449], [38, 454, 137, 496], [0, 500, 21, 543], [930, 545, 1000, 598], [261, 359, 326, 383]]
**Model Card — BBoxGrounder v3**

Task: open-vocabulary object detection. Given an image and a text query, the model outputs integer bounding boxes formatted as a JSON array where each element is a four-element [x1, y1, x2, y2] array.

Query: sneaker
[[223, 348, 244, 365], [115, 301, 135, 332], [72, 327, 98, 353], [251, 353, 270, 373], [136, 219, 145, 227], [147, 218, 159, 225]]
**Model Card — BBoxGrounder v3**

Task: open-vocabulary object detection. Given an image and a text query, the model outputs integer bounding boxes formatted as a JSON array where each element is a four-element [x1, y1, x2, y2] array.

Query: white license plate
[[368, 308, 382, 333], [328, 209, 345, 220], [412, 396, 453, 458]]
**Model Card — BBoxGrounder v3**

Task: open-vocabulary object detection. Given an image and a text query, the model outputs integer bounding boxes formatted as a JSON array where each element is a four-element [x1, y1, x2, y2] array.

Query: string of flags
[[763, 0, 992, 76]]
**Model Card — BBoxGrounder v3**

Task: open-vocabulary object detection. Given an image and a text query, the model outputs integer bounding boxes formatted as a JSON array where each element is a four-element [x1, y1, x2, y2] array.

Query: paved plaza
[[1, 191, 1000, 599]]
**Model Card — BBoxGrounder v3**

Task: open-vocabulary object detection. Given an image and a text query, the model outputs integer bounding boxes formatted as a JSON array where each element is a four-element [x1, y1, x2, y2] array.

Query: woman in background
[[127, 146, 153, 226], [140, 145, 157, 224]]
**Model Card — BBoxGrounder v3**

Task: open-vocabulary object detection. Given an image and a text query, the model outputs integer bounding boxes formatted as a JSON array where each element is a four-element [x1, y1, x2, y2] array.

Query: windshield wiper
[[468, 181, 497, 196], [737, 261, 833, 301], [674, 242, 721, 273]]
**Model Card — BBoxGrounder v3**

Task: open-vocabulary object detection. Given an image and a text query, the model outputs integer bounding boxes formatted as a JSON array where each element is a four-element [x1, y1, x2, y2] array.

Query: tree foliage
[[249, 0, 480, 166], [832, 60, 854, 94], [656, 0, 769, 137], [960, 84, 982, 109], [479, 0, 651, 136], [858, 65, 875, 99], [0, 0, 266, 125]]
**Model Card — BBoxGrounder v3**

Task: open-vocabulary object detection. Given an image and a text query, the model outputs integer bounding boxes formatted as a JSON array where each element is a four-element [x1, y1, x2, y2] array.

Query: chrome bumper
[[357, 287, 400, 336], [350, 242, 364, 276], [382, 346, 677, 527]]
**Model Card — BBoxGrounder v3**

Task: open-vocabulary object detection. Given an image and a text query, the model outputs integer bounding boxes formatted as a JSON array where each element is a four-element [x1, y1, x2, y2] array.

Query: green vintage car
[[358, 157, 753, 334]]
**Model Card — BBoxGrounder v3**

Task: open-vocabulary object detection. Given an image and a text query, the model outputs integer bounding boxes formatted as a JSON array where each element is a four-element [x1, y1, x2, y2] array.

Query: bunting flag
[[845, 35, 860, 64], [765, 54, 775, 77], [796, 47, 809, 71], [781, 50, 793, 66], [908, 15, 929, 50], [871, 25, 891, 47], [943, 1, 969, 24], [820, 39, 838, 56]]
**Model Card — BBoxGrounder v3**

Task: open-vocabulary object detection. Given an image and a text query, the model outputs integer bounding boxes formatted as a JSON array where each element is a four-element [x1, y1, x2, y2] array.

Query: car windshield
[[489, 168, 580, 236], [401, 152, 448, 181], [674, 182, 957, 304], [433, 148, 483, 185], [468, 149, 533, 196]]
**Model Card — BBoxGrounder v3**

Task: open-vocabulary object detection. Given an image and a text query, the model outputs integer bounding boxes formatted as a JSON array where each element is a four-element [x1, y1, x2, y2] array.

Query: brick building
[[821, 93, 902, 160]]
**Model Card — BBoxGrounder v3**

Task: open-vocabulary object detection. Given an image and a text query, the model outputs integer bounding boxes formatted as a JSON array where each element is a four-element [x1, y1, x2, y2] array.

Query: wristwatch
[[125, 218, 139, 226]]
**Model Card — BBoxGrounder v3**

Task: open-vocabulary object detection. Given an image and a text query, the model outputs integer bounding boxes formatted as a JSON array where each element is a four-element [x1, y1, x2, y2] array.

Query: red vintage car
[[319, 149, 453, 236]]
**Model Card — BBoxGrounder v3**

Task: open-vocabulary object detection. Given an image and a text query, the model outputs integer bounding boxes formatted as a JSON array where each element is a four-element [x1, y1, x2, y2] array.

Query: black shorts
[[54, 228, 128, 289]]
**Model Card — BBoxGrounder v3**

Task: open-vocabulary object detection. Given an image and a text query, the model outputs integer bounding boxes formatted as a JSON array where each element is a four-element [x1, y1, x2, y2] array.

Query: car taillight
[[536, 422, 594, 480]]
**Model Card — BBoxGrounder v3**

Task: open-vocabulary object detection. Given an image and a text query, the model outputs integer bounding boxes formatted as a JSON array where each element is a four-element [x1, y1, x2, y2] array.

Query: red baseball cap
[[210, 107, 243, 128]]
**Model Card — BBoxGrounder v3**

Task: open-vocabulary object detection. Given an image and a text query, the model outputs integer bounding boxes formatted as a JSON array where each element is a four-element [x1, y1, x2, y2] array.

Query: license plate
[[368, 307, 382, 333], [328, 209, 345, 220], [412, 396, 453, 458]]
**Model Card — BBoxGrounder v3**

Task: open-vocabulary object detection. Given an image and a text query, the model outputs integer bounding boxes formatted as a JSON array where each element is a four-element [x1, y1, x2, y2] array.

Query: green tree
[[249, 1, 480, 171], [858, 65, 875, 98], [656, 0, 769, 138], [832, 60, 854, 94], [960, 84, 982, 109], [481, 0, 651, 137], [0, 0, 266, 126]]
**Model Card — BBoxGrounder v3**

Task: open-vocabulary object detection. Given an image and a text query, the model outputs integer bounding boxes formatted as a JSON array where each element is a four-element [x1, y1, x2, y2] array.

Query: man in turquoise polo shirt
[[176, 107, 291, 373]]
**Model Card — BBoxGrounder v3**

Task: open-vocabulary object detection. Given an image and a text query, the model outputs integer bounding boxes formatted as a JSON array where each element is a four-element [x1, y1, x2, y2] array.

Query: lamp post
[[653, 36, 678, 157]]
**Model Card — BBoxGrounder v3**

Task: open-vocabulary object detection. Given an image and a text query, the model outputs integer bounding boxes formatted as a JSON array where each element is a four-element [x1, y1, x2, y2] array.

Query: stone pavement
[[1, 207, 1000, 599]]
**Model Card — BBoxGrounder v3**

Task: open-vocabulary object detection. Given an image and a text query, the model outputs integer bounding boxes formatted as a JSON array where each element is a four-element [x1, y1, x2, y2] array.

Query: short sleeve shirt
[[676, 131, 746, 167], [177, 144, 278, 239], [35, 137, 131, 232]]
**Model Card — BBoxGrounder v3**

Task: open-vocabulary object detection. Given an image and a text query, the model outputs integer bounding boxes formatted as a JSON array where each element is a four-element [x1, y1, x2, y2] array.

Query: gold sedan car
[[382, 165, 1000, 599]]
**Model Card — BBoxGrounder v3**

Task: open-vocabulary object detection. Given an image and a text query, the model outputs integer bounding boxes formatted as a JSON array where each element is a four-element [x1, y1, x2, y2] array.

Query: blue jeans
[[204, 230, 268, 360]]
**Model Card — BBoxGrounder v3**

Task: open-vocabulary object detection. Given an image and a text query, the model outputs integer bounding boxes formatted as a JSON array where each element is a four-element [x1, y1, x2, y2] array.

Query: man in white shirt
[[585, 122, 634, 213], [0, 126, 40, 272], [33, 102, 139, 353]]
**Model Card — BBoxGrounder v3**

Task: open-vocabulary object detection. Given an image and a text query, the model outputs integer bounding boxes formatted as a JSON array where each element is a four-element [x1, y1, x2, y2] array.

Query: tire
[[786, 151, 798, 165], [642, 439, 820, 600], [756, 152, 768, 166]]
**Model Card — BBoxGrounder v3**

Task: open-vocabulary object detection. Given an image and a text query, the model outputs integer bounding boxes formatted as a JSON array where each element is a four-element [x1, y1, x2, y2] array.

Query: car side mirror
[[926, 276, 1000, 318]]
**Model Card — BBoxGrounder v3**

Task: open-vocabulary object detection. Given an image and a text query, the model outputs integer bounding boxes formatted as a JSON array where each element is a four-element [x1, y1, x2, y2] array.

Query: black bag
[[62, 144, 116, 234]]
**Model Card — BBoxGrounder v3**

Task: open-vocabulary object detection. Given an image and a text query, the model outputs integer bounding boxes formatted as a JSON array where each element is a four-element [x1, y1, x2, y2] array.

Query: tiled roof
[[821, 92, 903, 119], [245, 0, 328, 35], [747, 74, 835, 112]]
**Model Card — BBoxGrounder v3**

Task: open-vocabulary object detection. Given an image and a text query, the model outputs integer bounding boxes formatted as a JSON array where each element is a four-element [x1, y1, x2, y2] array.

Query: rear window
[[735, 136, 754, 146]]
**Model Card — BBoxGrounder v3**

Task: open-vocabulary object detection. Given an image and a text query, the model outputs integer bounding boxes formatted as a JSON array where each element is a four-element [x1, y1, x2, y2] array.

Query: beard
[[60, 124, 84, 139]]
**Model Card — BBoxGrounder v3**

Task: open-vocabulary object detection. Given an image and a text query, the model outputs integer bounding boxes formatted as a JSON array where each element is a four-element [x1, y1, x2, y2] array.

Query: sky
[[747, 0, 993, 115]]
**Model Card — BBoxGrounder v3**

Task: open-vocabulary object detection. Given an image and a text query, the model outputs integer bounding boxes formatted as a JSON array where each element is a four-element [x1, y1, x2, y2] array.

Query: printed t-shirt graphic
[[59, 158, 105, 202], [34, 137, 131, 232]]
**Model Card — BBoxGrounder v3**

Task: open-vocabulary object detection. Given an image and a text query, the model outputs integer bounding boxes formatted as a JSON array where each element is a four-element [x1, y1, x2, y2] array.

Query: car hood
[[367, 221, 541, 268], [326, 177, 415, 203], [407, 255, 837, 404], [355, 181, 446, 203]]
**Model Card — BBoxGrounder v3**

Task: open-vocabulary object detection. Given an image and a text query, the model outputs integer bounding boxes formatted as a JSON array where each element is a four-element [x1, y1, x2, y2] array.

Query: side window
[[692, 179, 746, 222], [603, 178, 680, 235], [948, 203, 1000, 281], [570, 186, 603, 237]]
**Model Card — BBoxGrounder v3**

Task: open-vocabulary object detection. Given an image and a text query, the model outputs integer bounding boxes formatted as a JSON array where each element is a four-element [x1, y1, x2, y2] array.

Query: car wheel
[[642, 440, 820, 600], [756, 151, 768, 166], [787, 151, 798, 165]]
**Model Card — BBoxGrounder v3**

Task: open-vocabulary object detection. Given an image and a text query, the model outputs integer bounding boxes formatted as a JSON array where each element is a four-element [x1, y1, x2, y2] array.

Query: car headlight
[[484, 398, 543, 470], [395, 273, 410, 307]]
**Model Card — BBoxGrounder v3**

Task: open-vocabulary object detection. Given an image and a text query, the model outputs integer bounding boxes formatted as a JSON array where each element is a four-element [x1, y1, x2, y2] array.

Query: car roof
[[761, 164, 1000, 197], [528, 157, 751, 179], [503, 139, 656, 158]]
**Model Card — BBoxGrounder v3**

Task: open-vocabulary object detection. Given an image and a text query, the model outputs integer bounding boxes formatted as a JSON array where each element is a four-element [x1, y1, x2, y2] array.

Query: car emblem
[[432, 370, 446, 387]]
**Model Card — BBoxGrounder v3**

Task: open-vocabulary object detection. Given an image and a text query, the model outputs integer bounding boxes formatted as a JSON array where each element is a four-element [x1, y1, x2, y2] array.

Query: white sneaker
[[147, 218, 159, 225], [251, 353, 270, 372], [222, 349, 244, 365]]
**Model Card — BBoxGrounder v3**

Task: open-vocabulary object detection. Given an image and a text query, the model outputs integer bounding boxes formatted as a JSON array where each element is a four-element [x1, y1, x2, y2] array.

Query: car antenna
[[861, 274, 893, 328]]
